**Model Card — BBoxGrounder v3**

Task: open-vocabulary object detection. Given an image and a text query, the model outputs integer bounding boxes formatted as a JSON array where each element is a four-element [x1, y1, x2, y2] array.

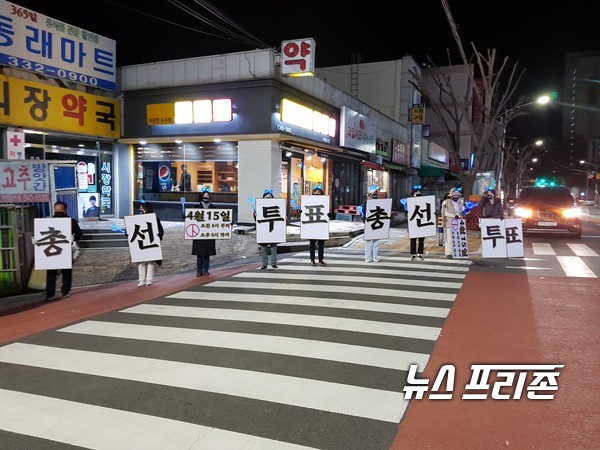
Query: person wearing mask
[[308, 186, 331, 266], [479, 188, 504, 219], [254, 190, 278, 269], [179, 164, 192, 191], [362, 190, 382, 262], [441, 188, 465, 258], [44, 201, 83, 300], [137, 201, 164, 287], [408, 187, 425, 261], [192, 191, 217, 276]]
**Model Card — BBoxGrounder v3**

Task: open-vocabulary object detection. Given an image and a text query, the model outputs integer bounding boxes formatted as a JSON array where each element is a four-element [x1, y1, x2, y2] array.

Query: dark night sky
[[10, 0, 600, 142]]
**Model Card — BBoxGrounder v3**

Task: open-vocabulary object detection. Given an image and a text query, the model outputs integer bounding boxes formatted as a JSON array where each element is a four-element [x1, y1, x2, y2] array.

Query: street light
[[579, 160, 598, 205]]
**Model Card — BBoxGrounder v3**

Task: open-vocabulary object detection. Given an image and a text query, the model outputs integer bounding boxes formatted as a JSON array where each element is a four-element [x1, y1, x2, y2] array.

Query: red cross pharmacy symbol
[[186, 223, 200, 238]]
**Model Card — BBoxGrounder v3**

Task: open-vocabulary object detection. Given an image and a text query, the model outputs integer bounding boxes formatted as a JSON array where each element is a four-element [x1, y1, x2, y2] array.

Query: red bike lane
[[391, 271, 599, 449]]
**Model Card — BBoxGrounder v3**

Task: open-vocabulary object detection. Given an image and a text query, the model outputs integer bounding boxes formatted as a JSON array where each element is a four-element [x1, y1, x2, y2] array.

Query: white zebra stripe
[[279, 256, 471, 271], [206, 280, 457, 302], [566, 243, 599, 257], [0, 344, 408, 423], [60, 321, 431, 371], [167, 291, 450, 318], [0, 388, 316, 449], [122, 304, 443, 341], [233, 271, 463, 289], [531, 243, 555, 255], [285, 253, 473, 265], [270, 264, 467, 279], [556, 256, 597, 278]]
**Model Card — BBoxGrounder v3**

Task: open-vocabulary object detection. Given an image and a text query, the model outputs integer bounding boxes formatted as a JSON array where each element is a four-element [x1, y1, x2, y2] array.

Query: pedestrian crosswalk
[[0, 252, 471, 449], [527, 241, 599, 278]]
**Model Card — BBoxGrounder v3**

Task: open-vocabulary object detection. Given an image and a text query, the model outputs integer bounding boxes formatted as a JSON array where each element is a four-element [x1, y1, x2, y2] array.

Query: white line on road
[[566, 243, 599, 257], [270, 264, 467, 279], [60, 321, 431, 371], [0, 389, 316, 450], [0, 344, 407, 423], [168, 291, 450, 318], [122, 304, 443, 341], [233, 272, 463, 290], [532, 243, 556, 255], [206, 280, 457, 302], [556, 256, 597, 278], [506, 266, 552, 270]]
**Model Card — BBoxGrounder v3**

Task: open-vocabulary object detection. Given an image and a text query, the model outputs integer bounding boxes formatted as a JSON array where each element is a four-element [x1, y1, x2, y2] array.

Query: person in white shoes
[[362, 190, 382, 262], [137, 201, 164, 286], [441, 188, 464, 258]]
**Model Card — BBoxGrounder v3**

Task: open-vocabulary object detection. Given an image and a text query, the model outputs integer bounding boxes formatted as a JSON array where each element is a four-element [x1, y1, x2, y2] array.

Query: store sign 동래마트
[[0, 1, 116, 90]]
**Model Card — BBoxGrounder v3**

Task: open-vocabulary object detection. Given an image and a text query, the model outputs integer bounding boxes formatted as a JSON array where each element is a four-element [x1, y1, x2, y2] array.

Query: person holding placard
[[192, 190, 217, 276], [362, 190, 382, 262], [136, 201, 164, 286], [409, 187, 426, 260], [441, 188, 465, 258], [254, 190, 279, 269]]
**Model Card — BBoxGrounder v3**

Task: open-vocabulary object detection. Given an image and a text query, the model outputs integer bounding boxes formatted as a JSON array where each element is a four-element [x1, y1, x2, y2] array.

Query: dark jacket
[[479, 196, 504, 219], [53, 213, 83, 241], [191, 202, 217, 256]]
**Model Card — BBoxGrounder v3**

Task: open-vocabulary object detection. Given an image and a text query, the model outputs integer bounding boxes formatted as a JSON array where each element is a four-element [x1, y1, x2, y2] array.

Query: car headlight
[[514, 207, 532, 218], [563, 208, 581, 218]]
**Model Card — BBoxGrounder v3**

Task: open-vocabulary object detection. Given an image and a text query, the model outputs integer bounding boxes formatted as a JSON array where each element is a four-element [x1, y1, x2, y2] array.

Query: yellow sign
[[147, 103, 175, 125], [0, 75, 120, 139], [411, 106, 425, 124]]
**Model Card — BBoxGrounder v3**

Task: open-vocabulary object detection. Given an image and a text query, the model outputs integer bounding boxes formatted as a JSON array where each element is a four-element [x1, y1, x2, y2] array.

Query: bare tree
[[408, 0, 528, 199], [501, 139, 538, 198]]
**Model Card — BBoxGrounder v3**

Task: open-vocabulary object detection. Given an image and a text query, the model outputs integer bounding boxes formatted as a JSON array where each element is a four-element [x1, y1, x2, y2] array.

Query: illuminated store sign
[[146, 99, 232, 125], [280, 98, 336, 138]]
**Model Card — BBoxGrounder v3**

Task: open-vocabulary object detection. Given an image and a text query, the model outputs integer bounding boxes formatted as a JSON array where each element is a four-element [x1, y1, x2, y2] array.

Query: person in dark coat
[[479, 188, 504, 219], [192, 191, 217, 276], [408, 187, 425, 260], [45, 201, 83, 300]]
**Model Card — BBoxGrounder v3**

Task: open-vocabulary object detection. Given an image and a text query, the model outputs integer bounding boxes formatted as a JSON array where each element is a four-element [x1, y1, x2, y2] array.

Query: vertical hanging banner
[[255, 198, 287, 244], [300, 195, 330, 240], [3, 128, 25, 159], [363, 198, 392, 241], [406, 195, 437, 238], [124, 213, 163, 263], [33, 218, 72, 270]]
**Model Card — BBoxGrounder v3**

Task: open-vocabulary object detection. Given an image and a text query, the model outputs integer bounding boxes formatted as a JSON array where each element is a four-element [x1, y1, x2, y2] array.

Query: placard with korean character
[[363, 198, 393, 240], [184, 208, 233, 240], [300, 195, 330, 240], [406, 195, 437, 238], [480, 218, 508, 258], [450, 218, 469, 259], [504, 218, 524, 258], [33, 218, 72, 270], [124, 213, 163, 263], [255, 198, 287, 244]]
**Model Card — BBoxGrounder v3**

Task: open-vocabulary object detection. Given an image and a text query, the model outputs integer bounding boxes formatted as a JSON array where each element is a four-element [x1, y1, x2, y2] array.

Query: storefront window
[[367, 169, 389, 197], [135, 142, 239, 196]]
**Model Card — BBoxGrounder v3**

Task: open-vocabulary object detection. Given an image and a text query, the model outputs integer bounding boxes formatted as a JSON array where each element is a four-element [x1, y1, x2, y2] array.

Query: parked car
[[513, 186, 582, 238]]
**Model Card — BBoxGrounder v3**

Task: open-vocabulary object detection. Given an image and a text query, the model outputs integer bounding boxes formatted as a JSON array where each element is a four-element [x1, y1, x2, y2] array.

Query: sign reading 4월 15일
[[0, 1, 117, 91]]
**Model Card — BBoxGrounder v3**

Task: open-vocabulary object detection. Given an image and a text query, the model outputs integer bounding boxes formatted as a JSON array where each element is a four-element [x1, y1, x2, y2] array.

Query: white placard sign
[[450, 218, 469, 259], [480, 218, 524, 258], [184, 208, 233, 240], [33, 218, 72, 270], [480, 218, 508, 258], [255, 198, 287, 244], [124, 213, 163, 263], [505, 218, 524, 258], [406, 195, 437, 238], [281, 38, 316, 76], [363, 198, 392, 241], [300, 195, 330, 240]]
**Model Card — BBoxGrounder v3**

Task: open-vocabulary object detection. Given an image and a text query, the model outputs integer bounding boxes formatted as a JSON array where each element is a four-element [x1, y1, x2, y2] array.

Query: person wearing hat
[[441, 187, 465, 258], [478, 188, 504, 219]]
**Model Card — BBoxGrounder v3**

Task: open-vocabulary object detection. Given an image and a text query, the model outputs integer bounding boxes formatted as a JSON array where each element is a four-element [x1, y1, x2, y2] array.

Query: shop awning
[[363, 161, 386, 171], [383, 162, 406, 171], [418, 165, 445, 177]]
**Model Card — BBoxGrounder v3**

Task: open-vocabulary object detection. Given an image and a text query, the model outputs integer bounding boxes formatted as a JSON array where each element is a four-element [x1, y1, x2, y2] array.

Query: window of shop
[[332, 160, 361, 207], [134, 142, 239, 201], [23, 131, 114, 219], [282, 149, 331, 220], [367, 169, 390, 197]]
